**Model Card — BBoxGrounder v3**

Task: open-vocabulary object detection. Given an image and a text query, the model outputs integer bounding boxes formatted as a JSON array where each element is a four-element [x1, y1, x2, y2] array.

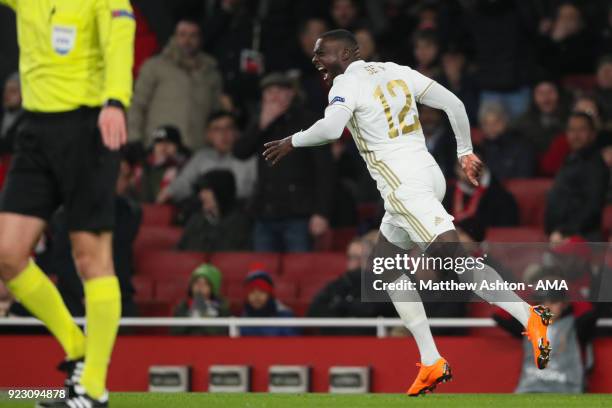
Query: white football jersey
[[329, 60, 440, 196]]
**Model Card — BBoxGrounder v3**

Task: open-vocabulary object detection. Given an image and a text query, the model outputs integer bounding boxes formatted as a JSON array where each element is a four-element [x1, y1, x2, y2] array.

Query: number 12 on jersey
[[374, 79, 421, 139]]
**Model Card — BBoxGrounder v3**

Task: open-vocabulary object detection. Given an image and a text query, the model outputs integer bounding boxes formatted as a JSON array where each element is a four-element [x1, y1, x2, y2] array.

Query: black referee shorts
[[0, 107, 120, 232]]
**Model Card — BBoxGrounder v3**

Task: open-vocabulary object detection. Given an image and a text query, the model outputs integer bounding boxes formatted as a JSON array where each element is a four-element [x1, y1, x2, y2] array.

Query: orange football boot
[[406, 357, 452, 396], [523, 305, 553, 369]]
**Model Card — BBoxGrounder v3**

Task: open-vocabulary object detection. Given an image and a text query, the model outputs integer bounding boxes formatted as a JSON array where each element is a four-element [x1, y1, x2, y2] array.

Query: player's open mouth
[[317, 65, 329, 81]]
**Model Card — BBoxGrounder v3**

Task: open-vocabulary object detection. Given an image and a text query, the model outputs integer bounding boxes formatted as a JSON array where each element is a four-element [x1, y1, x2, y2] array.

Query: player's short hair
[[568, 111, 596, 130], [319, 29, 359, 50]]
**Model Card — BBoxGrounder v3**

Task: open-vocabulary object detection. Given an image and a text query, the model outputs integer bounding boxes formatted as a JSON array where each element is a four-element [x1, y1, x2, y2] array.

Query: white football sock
[[388, 276, 441, 366], [459, 264, 531, 327]]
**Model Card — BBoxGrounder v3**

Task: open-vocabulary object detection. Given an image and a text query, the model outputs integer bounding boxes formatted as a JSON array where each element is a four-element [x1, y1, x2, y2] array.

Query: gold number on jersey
[[374, 79, 421, 139]]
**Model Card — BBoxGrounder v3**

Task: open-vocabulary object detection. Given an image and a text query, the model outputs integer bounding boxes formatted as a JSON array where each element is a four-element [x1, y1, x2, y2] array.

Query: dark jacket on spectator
[[444, 174, 519, 228], [545, 146, 609, 239], [240, 298, 298, 336], [178, 211, 251, 252], [481, 131, 536, 181], [514, 107, 568, 156], [308, 269, 381, 335], [234, 101, 334, 220], [177, 169, 252, 251], [461, 0, 539, 91], [538, 30, 600, 79]]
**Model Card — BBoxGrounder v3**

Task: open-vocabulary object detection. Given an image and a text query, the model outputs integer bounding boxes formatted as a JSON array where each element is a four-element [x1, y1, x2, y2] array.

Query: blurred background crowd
[[1, 0, 612, 391]]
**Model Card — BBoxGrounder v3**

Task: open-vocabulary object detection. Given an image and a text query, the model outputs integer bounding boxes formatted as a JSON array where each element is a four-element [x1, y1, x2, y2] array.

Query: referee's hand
[[98, 106, 127, 151]]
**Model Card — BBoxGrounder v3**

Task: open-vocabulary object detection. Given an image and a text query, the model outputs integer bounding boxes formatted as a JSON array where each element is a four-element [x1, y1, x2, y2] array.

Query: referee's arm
[[96, 0, 136, 150]]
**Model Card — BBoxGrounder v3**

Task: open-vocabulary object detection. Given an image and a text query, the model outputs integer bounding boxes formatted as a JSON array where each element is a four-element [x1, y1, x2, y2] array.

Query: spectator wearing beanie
[[137, 125, 189, 203], [177, 169, 251, 252], [240, 271, 298, 336], [172, 264, 230, 335]]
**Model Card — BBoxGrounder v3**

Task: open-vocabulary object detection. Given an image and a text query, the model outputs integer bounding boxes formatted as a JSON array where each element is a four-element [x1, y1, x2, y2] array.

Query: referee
[[0, 1, 134, 407]]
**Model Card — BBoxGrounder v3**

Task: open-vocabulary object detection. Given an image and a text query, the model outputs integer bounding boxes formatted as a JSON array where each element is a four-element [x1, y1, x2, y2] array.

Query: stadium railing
[[1, 317, 612, 338]]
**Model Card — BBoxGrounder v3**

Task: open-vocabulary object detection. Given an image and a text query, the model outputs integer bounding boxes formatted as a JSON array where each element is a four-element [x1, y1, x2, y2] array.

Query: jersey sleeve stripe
[[416, 80, 436, 103]]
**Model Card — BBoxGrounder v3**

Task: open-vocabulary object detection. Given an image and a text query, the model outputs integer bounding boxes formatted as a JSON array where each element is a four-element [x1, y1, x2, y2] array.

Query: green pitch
[[2, 393, 612, 407]]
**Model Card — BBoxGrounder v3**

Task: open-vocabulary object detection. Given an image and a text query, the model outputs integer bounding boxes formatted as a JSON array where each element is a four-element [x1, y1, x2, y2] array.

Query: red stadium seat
[[281, 253, 346, 283], [141, 203, 175, 226], [486, 227, 547, 243], [298, 279, 331, 302], [155, 278, 189, 305], [562, 74, 597, 93], [134, 250, 206, 278], [356, 202, 379, 224], [313, 228, 358, 252], [131, 275, 155, 302], [331, 227, 357, 251], [136, 300, 173, 317], [503, 178, 553, 227], [133, 225, 183, 255], [208, 252, 282, 280], [283, 300, 310, 317]]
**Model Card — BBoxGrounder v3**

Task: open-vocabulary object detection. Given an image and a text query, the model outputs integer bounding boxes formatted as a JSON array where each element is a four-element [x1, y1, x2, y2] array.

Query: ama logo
[[330, 96, 345, 105]]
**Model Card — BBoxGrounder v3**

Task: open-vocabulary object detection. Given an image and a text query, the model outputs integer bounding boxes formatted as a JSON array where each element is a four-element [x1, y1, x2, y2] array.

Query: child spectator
[[172, 264, 230, 335], [240, 271, 298, 336]]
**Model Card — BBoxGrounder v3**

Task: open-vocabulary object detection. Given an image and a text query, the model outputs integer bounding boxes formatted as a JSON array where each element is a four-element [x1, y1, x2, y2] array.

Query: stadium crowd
[[0, 0, 612, 381]]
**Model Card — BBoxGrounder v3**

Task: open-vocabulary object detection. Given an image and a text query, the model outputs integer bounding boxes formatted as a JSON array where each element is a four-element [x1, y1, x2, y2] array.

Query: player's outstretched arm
[[263, 105, 351, 165]]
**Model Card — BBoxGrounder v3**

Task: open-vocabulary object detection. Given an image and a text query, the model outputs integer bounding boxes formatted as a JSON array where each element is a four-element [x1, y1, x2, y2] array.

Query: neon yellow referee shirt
[[0, 0, 135, 112]]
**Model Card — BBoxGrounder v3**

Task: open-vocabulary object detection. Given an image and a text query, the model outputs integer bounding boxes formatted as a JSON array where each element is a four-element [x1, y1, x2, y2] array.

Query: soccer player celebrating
[[263, 29, 553, 396], [0, 1, 135, 406]]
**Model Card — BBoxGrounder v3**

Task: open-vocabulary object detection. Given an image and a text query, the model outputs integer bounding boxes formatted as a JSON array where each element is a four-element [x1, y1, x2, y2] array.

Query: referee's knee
[[72, 247, 113, 280], [0, 244, 30, 281]]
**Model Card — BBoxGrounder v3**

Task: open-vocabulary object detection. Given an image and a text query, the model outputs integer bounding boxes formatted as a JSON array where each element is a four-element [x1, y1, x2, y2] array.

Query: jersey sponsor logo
[[51, 25, 77, 55], [330, 96, 346, 105], [111, 9, 135, 19]]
